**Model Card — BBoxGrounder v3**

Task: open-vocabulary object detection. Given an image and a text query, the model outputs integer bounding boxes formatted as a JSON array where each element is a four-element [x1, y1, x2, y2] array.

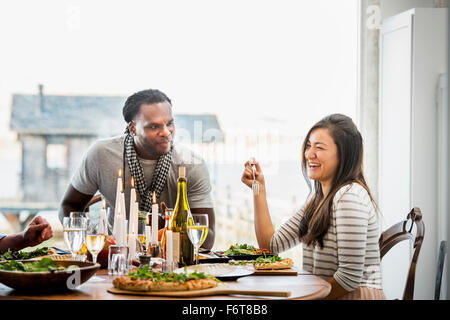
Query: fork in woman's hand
[[249, 157, 259, 196]]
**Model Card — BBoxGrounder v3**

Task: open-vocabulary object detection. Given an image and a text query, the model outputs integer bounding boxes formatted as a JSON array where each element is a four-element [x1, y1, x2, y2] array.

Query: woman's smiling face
[[304, 128, 339, 189]]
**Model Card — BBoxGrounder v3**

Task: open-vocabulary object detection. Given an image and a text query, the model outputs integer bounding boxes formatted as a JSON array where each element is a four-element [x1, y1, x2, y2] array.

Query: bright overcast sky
[[0, 0, 358, 137]]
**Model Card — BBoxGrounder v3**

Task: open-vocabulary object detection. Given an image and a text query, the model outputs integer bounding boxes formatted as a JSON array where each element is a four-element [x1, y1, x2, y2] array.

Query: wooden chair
[[434, 240, 447, 300], [83, 194, 102, 212], [378, 207, 425, 300]]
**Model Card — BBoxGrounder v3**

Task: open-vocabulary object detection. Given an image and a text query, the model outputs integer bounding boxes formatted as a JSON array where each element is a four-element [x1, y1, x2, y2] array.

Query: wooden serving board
[[107, 283, 291, 298]]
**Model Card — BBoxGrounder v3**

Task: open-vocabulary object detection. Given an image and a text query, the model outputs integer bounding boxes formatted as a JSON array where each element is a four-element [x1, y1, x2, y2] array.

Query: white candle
[[152, 202, 158, 244], [115, 206, 126, 246], [101, 198, 107, 235], [166, 230, 173, 265], [150, 191, 158, 244], [113, 169, 127, 244], [129, 177, 138, 236], [112, 171, 121, 239], [128, 233, 136, 264], [145, 225, 151, 249]]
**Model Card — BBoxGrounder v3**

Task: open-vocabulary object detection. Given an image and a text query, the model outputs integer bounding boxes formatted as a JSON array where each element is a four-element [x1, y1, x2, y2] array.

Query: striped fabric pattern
[[270, 183, 383, 291]]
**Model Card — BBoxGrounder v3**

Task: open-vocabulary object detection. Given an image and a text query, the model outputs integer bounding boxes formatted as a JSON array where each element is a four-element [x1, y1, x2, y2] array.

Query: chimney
[[38, 83, 44, 112]]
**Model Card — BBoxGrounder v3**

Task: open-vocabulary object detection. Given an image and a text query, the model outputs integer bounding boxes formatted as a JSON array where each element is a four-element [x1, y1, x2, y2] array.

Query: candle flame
[[152, 191, 156, 204], [146, 215, 150, 225], [102, 198, 106, 209], [118, 169, 122, 177], [131, 176, 135, 188]]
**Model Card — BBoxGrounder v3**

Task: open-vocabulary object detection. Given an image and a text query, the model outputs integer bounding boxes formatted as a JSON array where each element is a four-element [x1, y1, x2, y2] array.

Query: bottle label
[[172, 232, 180, 264]]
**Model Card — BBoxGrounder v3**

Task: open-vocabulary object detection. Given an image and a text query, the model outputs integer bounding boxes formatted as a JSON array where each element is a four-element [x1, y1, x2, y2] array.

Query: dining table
[[0, 267, 331, 300]]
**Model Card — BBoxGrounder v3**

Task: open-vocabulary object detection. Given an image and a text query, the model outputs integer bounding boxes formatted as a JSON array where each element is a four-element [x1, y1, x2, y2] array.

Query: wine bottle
[[171, 166, 194, 266]]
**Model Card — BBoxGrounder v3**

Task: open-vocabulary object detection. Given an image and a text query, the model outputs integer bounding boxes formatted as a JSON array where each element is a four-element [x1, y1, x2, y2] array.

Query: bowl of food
[[0, 258, 100, 291]]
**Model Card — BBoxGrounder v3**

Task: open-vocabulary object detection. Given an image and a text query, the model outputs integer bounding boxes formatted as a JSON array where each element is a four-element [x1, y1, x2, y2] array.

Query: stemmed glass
[[63, 217, 87, 260], [84, 211, 107, 282], [187, 213, 209, 265], [85, 211, 107, 264]]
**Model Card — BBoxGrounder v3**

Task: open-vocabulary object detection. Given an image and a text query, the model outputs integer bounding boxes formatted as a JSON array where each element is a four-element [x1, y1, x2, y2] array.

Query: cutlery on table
[[249, 157, 259, 196]]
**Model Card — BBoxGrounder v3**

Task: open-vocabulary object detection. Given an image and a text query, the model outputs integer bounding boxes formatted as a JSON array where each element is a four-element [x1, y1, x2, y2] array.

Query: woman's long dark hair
[[298, 114, 378, 249]]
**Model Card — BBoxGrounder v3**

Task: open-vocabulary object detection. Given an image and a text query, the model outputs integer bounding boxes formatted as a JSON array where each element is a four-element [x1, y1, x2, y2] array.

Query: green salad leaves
[[252, 254, 283, 265], [0, 258, 68, 272], [223, 243, 270, 256], [0, 247, 50, 261], [127, 265, 218, 283]]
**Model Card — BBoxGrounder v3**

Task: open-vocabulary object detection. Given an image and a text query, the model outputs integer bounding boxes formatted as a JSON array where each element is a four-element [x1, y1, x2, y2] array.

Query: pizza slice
[[252, 255, 293, 270], [113, 266, 220, 292]]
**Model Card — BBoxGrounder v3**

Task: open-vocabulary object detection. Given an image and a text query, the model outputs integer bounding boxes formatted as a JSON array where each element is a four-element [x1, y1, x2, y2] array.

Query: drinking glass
[[63, 217, 87, 260], [137, 220, 147, 252], [108, 245, 129, 276], [165, 208, 174, 226], [145, 240, 163, 271], [187, 214, 209, 265], [70, 212, 88, 260]]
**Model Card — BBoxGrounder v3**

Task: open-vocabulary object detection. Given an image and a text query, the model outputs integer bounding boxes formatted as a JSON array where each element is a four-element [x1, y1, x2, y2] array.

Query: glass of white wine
[[85, 212, 107, 264], [187, 213, 209, 265], [63, 217, 87, 261]]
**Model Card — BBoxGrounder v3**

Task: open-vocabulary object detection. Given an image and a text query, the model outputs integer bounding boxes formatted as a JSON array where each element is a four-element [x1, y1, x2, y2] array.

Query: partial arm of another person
[[0, 216, 53, 254], [59, 140, 100, 224], [58, 183, 95, 224]]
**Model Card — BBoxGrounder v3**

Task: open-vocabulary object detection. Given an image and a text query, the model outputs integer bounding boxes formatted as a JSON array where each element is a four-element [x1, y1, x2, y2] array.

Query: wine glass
[[85, 212, 107, 264], [187, 214, 209, 265], [63, 217, 87, 260]]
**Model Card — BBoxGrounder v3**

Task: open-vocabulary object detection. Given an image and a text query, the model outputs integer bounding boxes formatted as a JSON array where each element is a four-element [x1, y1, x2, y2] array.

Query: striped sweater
[[270, 183, 383, 291]]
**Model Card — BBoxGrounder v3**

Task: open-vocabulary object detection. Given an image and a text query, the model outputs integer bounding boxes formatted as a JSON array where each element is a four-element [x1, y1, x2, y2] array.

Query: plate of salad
[[217, 243, 273, 260], [0, 247, 71, 261], [0, 258, 100, 291]]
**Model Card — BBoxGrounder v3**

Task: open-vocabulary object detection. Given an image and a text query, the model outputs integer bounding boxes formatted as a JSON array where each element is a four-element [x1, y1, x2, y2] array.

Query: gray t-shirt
[[71, 135, 213, 227]]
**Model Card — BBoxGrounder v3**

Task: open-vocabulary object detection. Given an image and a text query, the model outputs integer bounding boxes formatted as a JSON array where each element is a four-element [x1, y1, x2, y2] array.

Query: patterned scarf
[[123, 127, 172, 212]]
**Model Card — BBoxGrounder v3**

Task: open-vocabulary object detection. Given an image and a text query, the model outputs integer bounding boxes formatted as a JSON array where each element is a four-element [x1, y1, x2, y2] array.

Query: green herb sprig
[[252, 254, 283, 265], [127, 265, 219, 283]]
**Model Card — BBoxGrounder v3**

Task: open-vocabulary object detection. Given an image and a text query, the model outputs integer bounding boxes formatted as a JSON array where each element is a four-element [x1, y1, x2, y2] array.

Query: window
[[46, 143, 67, 170]]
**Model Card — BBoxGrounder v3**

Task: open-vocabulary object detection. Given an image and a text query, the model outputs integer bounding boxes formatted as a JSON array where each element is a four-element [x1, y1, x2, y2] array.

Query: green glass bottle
[[171, 166, 194, 266]]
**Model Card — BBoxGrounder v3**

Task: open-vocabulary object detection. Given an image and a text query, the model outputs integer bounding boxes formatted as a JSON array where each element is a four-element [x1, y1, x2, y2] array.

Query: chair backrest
[[83, 194, 102, 212], [378, 207, 425, 300], [434, 240, 447, 300]]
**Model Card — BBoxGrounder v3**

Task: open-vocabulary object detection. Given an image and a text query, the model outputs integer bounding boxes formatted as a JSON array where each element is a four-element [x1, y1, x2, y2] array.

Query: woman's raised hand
[[241, 158, 265, 189]]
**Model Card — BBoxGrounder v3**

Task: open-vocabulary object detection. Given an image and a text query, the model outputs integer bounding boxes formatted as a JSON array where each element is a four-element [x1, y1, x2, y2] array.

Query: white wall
[[378, 7, 448, 300], [410, 9, 448, 299]]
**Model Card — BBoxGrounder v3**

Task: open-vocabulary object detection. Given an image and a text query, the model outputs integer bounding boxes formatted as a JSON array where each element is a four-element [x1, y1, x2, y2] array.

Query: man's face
[[130, 102, 175, 159]]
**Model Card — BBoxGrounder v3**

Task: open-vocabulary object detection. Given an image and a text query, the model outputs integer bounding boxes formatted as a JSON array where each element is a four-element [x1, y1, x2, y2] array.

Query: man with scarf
[[58, 89, 215, 250]]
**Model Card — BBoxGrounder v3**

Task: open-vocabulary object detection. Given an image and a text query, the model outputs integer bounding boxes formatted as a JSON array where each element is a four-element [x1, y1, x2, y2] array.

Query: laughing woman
[[241, 114, 385, 300]]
